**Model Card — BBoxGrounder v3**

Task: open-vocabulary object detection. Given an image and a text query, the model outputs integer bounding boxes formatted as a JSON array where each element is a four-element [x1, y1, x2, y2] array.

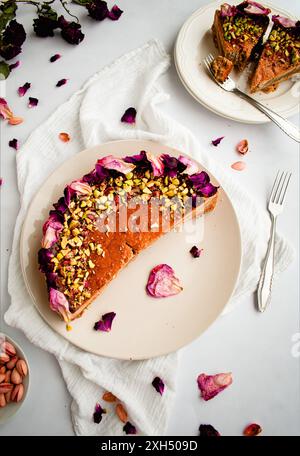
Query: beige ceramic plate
[[20, 140, 241, 360], [0, 334, 30, 424], [174, 0, 299, 124]]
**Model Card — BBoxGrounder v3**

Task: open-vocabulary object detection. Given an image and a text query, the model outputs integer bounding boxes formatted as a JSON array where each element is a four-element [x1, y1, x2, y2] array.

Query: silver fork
[[257, 171, 292, 312], [203, 53, 300, 143]]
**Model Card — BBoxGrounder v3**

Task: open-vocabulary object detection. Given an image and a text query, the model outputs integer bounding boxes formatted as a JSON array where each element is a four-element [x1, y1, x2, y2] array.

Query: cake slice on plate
[[250, 15, 300, 93], [212, 1, 270, 72], [38, 152, 219, 323]]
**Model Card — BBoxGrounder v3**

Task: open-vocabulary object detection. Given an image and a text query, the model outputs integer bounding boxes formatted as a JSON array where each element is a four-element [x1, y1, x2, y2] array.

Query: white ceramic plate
[[174, 0, 299, 123], [20, 140, 241, 360], [0, 334, 30, 424]]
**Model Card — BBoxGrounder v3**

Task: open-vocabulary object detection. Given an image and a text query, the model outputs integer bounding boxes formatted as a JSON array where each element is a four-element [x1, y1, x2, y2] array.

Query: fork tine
[[279, 172, 292, 205], [208, 53, 214, 63], [270, 171, 281, 202], [274, 171, 288, 204], [271, 171, 284, 203]]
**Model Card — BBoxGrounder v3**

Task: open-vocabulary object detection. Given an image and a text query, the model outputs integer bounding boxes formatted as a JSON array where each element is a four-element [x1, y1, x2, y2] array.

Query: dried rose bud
[[243, 423, 262, 436]]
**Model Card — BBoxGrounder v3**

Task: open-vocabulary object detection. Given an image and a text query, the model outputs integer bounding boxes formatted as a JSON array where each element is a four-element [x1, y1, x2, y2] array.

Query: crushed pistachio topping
[[265, 26, 300, 64], [222, 15, 264, 43], [49, 170, 198, 311]]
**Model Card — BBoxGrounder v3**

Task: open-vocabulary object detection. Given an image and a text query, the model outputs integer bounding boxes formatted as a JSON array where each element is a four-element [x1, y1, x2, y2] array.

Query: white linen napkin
[[5, 40, 294, 436]]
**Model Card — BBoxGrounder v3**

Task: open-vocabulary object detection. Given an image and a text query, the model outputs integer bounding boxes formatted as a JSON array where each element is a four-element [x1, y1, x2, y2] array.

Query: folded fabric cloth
[[5, 40, 294, 436]]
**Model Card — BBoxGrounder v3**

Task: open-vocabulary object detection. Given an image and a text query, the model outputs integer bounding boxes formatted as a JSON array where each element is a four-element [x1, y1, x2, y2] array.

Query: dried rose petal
[[146, 264, 183, 298], [93, 403, 107, 424], [38, 248, 54, 273], [0, 98, 13, 120], [272, 15, 297, 28], [243, 1, 270, 15], [94, 312, 116, 332], [212, 136, 224, 146], [236, 139, 249, 155], [197, 372, 232, 401], [178, 155, 198, 175], [42, 212, 63, 248], [87, 1, 109, 21], [108, 5, 123, 20], [102, 392, 117, 402], [199, 424, 221, 436], [56, 78, 68, 87], [145, 152, 164, 177], [59, 132, 70, 142], [123, 422, 137, 435], [0, 178, 3, 186], [28, 97, 38, 108], [231, 161, 246, 171], [97, 155, 135, 174], [8, 116, 23, 125], [244, 423, 262, 436], [50, 53, 61, 63], [49, 288, 71, 322], [152, 377, 165, 395], [9, 61, 20, 71], [162, 154, 183, 177], [121, 107, 136, 124], [69, 180, 92, 196], [190, 246, 203, 258], [18, 82, 31, 97], [220, 3, 237, 17], [8, 138, 19, 150]]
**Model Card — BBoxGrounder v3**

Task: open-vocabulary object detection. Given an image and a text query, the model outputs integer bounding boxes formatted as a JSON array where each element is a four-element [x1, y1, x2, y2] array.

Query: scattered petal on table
[[211, 136, 224, 146], [18, 82, 31, 97]]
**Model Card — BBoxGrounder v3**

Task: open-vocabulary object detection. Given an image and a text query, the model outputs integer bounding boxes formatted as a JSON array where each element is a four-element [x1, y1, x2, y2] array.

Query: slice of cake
[[212, 1, 270, 71], [250, 15, 300, 93], [38, 152, 219, 322]]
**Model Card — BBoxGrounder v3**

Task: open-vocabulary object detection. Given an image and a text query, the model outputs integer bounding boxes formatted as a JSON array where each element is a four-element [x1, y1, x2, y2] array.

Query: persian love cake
[[38, 151, 219, 323]]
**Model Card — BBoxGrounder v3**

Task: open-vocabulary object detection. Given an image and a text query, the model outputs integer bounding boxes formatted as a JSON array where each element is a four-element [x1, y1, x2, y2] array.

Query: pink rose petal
[[231, 161, 246, 171], [69, 180, 92, 196], [49, 288, 71, 322], [243, 1, 270, 15], [152, 377, 165, 395], [146, 264, 183, 298], [197, 372, 232, 401], [145, 152, 164, 177], [18, 82, 31, 97], [94, 312, 116, 332], [121, 107, 136, 124], [0, 178, 3, 187], [236, 139, 249, 155], [97, 155, 135, 174], [212, 136, 224, 147], [108, 5, 123, 20], [0, 97, 13, 120], [28, 97, 38, 108], [42, 213, 63, 248], [178, 155, 198, 175]]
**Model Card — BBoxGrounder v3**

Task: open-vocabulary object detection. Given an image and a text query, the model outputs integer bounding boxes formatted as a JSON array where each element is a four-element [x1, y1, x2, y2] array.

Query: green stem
[[60, 0, 79, 22]]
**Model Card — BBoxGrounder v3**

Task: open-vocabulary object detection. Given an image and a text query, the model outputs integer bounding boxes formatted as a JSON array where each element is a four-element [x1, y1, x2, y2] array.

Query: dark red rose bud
[[87, 0, 109, 21], [59, 18, 85, 45], [3, 20, 26, 47], [33, 16, 58, 37], [0, 44, 21, 60]]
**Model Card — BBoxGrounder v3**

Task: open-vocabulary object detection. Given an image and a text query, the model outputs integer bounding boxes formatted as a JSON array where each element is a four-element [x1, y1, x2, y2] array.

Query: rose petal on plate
[[243, 423, 262, 436], [50, 53, 61, 63], [220, 3, 237, 17], [59, 132, 70, 142], [231, 161, 246, 171], [8, 116, 23, 125], [93, 403, 107, 424], [189, 171, 210, 189], [243, 1, 271, 15], [146, 264, 183, 298], [94, 312, 116, 332], [9, 61, 20, 71], [8, 138, 19, 150], [46, 272, 58, 290], [145, 152, 164, 177], [49, 288, 71, 322], [199, 424, 221, 436], [97, 155, 135, 174], [18, 82, 31, 97], [211, 136, 224, 146], [236, 139, 249, 155], [272, 15, 297, 28], [28, 97, 38, 108], [38, 248, 54, 273], [108, 5, 123, 20], [178, 155, 198, 175], [152, 377, 165, 395], [0, 97, 13, 120], [199, 182, 219, 197], [124, 150, 151, 171], [197, 372, 233, 401], [121, 107, 136, 124], [190, 246, 203, 258], [69, 180, 92, 196], [56, 78, 68, 87], [123, 421, 137, 435], [42, 211, 63, 248]]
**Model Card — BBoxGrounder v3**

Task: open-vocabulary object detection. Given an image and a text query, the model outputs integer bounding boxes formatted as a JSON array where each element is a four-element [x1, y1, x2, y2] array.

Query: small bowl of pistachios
[[0, 333, 30, 424]]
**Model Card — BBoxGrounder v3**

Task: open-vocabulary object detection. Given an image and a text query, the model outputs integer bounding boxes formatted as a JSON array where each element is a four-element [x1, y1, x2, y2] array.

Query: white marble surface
[[0, 0, 299, 436]]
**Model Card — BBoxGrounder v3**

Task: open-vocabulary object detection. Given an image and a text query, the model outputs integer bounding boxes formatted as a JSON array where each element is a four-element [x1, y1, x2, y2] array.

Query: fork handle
[[257, 215, 277, 312], [235, 89, 300, 143]]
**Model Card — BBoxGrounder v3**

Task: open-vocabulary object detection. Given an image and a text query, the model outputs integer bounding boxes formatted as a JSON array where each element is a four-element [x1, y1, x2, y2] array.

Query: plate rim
[[20, 139, 242, 360], [174, 0, 299, 124]]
